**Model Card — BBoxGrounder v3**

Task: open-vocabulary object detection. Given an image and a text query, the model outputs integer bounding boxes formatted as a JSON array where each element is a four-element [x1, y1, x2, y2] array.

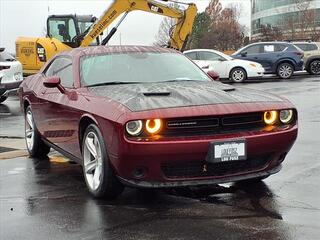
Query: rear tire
[[277, 63, 294, 79], [230, 67, 247, 83], [25, 106, 50, 158], [82, 124, 124, 199], [0, 94, 7, 103], [308, 59, 320, 75]]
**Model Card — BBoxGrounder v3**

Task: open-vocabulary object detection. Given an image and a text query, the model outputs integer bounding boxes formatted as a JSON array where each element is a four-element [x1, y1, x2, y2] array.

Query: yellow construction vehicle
[[16, 0, 197, 75]]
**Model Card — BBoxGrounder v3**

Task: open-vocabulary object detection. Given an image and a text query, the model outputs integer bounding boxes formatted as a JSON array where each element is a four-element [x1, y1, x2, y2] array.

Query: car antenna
[[101, 12, 129, 45]]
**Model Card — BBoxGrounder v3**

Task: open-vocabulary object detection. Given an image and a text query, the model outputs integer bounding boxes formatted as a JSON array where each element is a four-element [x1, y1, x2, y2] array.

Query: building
[[251, 0, 320, 41]]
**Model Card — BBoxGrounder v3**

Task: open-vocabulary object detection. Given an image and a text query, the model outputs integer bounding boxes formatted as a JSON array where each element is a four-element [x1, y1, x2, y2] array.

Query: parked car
[[0, 48, 23, 103], [19, 46, 298, 199], [292, 42, 320, 75], [184, 49, 265, 83], [232, 42, 304, 79]]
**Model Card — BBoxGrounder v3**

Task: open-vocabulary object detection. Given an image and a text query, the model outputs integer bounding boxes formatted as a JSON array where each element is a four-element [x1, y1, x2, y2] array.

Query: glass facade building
[[251, 0, 320, 40]]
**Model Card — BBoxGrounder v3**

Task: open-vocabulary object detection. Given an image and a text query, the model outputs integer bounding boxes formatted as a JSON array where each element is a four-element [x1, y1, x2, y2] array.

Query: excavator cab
[[47, 15, 98, 48]]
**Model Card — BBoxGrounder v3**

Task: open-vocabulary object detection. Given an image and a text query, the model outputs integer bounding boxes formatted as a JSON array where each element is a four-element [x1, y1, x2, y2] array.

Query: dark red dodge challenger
[[19, 46, 298, 198]]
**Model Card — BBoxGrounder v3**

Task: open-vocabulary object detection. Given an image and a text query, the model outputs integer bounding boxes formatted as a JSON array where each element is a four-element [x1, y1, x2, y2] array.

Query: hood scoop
[[223, 87, 236, 92], [143, 92, 171, 97]]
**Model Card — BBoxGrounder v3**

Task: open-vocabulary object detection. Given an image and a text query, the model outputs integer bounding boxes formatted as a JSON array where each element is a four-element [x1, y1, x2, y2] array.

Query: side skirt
[[42, 138, 82, 164]]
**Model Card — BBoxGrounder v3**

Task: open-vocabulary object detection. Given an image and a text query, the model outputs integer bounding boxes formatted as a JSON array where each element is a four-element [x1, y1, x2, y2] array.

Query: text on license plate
[[214, 140, 246, 162]]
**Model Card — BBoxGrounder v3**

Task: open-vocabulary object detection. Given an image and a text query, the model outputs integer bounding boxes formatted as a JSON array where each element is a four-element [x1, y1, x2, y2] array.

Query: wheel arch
[[78, 114, 99, 152], [276, 59, 295, 69], [23, 98, 31, 113], [229, 66, 247, 79]]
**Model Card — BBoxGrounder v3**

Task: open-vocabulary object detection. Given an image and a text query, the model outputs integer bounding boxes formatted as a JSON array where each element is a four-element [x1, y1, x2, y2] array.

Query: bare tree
[[154, 17, 177, 47], [154, 3, 181, 47]]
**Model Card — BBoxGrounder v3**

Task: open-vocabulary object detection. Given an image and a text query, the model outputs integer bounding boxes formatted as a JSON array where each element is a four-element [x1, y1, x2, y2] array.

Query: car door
[[236, 44, 262, 63], [196, 51, 227, 77], [37, 56, 82, 158]]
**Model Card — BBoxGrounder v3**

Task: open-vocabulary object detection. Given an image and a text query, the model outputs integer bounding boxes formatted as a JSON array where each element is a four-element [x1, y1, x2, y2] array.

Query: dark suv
[[232, 42, 304, 79]]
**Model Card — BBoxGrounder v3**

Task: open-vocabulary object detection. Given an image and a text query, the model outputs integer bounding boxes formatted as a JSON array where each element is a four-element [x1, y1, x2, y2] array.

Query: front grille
[[162, 113, 264, 137], [161, 154, 271, 179]]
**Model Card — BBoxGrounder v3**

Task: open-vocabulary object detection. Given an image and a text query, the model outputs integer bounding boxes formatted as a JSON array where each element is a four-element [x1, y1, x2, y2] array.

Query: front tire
[[82, 124, 124, 199], [277, 63, 294, 79], [308, 59, 320, 75], [25, 106, 50, 158], [230, 68, 247, 83]]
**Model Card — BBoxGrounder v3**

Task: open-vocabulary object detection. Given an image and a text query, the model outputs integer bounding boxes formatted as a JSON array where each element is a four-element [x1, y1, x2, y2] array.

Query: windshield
[[80, 52, 211, 87], [217, 51, 233, 60]]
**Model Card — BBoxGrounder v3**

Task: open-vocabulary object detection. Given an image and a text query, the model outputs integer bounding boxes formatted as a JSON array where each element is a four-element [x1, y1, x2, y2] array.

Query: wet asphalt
[[0, 76, 319, 240]]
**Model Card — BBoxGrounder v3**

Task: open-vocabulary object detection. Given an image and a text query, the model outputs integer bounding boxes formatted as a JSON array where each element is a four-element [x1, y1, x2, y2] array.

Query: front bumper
[[118, 164, 282, 188], [110, 125, 297, 187]]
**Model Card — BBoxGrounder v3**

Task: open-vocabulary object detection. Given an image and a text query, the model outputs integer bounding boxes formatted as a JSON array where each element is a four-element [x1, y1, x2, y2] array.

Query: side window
[[263, 44, 275, 53], [307, 44, 318, 51], [185, 52, 198, 60], [295, 44, 309, 51], [274, 44, 287, 52], [244, 45, 261, 54], [44, 58, 74, 88], [48, 18, 77, 43], [198, 52, 221, 61]]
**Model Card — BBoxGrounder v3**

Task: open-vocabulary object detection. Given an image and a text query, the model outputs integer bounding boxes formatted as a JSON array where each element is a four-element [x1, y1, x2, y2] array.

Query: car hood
[[88, 81, 283, 112]]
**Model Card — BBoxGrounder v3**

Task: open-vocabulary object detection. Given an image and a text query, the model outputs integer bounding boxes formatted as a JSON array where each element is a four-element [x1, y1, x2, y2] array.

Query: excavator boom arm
[[80, 0, 197, 50]]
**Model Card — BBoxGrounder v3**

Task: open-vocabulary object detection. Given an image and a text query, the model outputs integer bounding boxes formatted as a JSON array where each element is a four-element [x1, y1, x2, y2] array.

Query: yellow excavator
[[16, 0, 197, 75]]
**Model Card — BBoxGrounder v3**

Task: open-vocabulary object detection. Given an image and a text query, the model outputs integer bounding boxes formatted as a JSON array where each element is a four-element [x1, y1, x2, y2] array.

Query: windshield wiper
[[87, 81, 141, 87], [161, 79, 205, 83]]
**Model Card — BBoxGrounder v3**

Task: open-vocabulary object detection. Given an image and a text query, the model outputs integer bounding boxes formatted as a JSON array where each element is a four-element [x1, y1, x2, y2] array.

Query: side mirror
[[218, 57, 226, 61], [43, 76, 65, 93], [240, 52, 247, 57], [207, 70, 219, 81]]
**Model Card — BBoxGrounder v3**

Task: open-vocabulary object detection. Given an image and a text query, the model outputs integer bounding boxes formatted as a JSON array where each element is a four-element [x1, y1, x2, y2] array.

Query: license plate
[[206, 139, 246, 163]]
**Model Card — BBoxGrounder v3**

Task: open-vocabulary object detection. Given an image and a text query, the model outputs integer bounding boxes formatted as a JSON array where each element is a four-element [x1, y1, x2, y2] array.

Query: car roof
[[249, 42, 291, 45], [60, 45, 179, 58], [184, 49, 222, 54]]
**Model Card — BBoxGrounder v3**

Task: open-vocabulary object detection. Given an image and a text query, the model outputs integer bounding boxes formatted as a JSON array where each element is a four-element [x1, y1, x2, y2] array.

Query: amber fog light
[[280, 110, 293, 124], [146, 119, 162, 134], [126, 120, 143, 136], [264, 111, 278, 125]]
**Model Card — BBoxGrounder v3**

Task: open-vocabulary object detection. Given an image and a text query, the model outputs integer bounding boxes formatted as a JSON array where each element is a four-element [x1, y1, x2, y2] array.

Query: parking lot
[[0, 74, 319, 240]]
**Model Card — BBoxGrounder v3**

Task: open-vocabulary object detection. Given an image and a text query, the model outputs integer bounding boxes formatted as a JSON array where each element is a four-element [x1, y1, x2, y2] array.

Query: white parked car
[[184, 49, 265, 82], [0, 48, 23, 103]]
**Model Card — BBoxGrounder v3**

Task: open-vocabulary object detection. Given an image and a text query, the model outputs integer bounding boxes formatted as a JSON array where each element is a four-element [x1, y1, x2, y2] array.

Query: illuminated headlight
[[264, 111, 278, 125], [126, 120, 142, 136], [146, 119, 162, 134], [280, 110, 293, 124]]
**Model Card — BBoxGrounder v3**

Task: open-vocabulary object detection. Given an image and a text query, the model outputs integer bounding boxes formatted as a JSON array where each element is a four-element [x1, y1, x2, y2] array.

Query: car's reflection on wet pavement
[[1, 154, 316, 240]]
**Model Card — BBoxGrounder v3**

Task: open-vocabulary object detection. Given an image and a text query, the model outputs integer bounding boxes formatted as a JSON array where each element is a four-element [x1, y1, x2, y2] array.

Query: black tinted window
[[185, 52, 198, 60], [45, 57, 74, 88], [244, 45, 261, 54], [295, 43, 318, 51]]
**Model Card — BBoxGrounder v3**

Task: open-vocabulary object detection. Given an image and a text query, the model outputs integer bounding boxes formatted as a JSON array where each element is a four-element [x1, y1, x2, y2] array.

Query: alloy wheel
[[310, 60, 320, 75], [231, 69, 246, 82], [25, 109, 35, 151], [278, 64, 293, 79], [83, 131, 103, 191]]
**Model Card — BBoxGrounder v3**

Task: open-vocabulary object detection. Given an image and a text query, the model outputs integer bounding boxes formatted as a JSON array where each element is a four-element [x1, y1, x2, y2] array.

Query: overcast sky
[[0, 0, 251, 53]]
